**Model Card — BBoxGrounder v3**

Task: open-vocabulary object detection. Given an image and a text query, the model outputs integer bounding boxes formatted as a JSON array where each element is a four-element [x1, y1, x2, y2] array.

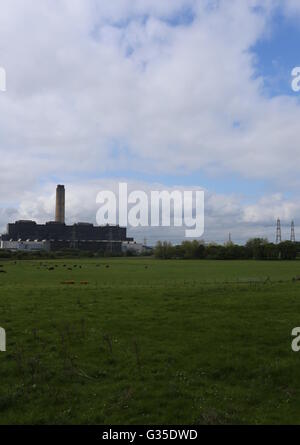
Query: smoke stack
[[55, 185, 65, 224]]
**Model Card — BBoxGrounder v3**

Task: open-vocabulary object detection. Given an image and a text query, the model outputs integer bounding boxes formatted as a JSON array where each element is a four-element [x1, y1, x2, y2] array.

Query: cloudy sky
[[1, 0, 300, 244]]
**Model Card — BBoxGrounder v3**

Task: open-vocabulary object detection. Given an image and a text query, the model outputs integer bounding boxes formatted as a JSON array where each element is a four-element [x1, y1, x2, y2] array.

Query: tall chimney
[[55, 185, 65, 224]]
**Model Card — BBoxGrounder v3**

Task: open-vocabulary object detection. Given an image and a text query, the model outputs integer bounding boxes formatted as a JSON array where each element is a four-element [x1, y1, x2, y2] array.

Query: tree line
[[154, 238, 300, 260]]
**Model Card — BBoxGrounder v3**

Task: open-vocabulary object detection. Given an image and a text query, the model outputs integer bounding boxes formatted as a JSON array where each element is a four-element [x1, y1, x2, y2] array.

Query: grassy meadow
[[1, 258, 300, 424]]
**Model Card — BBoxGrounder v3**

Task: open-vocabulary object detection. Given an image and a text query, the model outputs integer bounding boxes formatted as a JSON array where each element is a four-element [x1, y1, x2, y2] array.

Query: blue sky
[[91, 3, 300, 197], [1, 0, 300, 244], [253, 9, 300, 98]]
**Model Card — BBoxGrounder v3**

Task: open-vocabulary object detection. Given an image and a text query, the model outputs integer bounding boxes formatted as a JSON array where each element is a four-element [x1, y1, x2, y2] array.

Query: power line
[[291, 220, 296, 242], [276, 218, 282, 244]]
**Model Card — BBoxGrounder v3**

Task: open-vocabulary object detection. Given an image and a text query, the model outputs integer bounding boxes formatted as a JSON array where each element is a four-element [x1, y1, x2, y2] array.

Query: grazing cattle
[[61, 281, 75, 285], [80, 281, 89, 285], [0, 270, 7, 274]]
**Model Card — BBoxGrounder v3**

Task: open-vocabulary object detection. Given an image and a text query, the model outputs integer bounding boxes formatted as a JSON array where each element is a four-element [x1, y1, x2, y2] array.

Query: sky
[[1, 0, 300, 244]]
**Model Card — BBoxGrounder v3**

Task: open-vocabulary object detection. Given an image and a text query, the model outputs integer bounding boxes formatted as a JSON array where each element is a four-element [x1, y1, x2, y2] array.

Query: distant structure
[[0, 185, 133, 253], [291, 220, 296, 243], [122, 241, 150, 255], [276, 219, 282, 244], [224, 233, 233, 246], [55, 185, 65, 224]]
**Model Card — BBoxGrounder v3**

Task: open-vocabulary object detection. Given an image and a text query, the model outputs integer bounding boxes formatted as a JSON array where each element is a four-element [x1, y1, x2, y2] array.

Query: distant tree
[[154, 241, 174, 259], [245, 238, 268, 260], [278, 241, 297, 260], [205, 243, 222, 260], [263, 243, 279, 260], [180, 240, 205, 259]]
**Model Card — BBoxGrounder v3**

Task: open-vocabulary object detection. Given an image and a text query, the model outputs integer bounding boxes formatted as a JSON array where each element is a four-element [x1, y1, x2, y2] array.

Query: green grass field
[[1, 258, 300, 425]]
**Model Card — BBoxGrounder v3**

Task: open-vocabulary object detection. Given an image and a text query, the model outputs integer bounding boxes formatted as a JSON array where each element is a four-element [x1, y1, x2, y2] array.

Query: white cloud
[[1, 178, 299, 244], [0, 0, 299, 241]]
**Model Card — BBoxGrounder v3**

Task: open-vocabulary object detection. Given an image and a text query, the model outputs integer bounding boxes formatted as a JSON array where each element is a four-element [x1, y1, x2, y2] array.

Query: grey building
[[0, 185, 133, 252]]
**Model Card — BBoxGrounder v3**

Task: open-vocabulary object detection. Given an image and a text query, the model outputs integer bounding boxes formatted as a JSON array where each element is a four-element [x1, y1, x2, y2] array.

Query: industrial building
[[0, 185, 133, 253], [122, 241, 145, 255]]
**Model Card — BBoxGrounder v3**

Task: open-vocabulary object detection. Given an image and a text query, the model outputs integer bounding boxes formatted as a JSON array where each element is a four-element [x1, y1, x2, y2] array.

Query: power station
[[55, 185, 65, 224], [0, 185, 134, 253]]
